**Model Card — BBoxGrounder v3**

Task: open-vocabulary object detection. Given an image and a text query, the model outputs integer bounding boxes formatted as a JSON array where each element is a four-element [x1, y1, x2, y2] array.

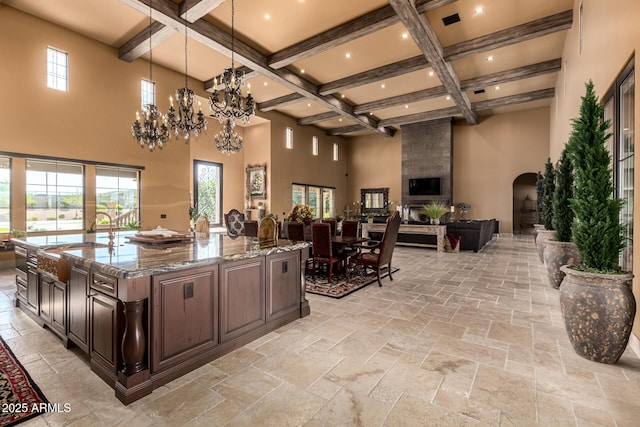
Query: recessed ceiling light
[[307, 103, 311, 107], [428, 71, 434, 77], [263, 82, 268, 86], [339, 118, 343, 122], [486, 55, 494, 61], [264, 13, 271, 20], [402, 32, 409, 39], [474, 6, 485, 14], [446, 96, 451, 100], [341, 94, 345, 98], [405, 105, 409, 109], [300, 69, 305, 74], [345, 52, 351, 59], [495, 86, 500, 90], [381, 84, 386, 89], [369, 112, 373, 116]]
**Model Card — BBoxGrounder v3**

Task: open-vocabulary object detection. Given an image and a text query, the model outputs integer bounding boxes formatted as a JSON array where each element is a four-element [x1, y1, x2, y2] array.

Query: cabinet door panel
[[266, 252, 300, 322], [39, 277, 52, 323], [90, 292, 118, 368], [26, 267, 39, 313], [220, 258, 265, 342], [51, 280, 67, 335], [68, 266, 89, 353]]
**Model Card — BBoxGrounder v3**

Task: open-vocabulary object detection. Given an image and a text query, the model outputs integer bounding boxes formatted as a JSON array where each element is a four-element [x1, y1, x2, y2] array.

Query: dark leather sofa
[[444, 219, 496, 252]]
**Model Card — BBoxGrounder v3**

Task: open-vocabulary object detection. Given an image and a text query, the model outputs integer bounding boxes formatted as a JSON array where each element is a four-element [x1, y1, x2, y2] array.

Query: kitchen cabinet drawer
[[91, 271, 117, 298]]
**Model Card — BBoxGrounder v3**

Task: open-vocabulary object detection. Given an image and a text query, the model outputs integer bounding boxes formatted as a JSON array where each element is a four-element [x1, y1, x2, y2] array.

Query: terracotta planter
[[559, 266, 636, 364], [535, 229, 555, 262], [543, 240, 581, 288]]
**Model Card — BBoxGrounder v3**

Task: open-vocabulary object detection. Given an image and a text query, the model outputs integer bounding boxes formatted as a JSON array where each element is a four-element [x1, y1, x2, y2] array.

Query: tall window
[[603, 58, 635, 271], [333, 142, 339, 161], [194, 160, 222, 226], [291, 183, 335, 218], [47, 47, 68, 92], [141, 79, 155, 108], [312, 136, 318, 156], [0, 158, 10, 232], [286, 127, 294, 149], [26, 160, 84, 232], [96, 167, 140, 229]]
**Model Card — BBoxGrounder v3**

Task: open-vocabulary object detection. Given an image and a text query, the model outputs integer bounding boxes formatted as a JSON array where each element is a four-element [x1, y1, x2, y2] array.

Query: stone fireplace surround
[[401, 119, 453, 222]]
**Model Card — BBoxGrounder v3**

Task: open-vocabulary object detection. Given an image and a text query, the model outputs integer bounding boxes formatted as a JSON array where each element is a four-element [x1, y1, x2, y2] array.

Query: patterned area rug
[[305, 267, 398, 298], [0, 336, 48, 426]]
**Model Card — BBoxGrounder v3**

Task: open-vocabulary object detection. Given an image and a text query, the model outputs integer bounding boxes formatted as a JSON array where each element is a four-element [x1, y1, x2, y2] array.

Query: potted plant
[[535, 158, 556, 262], [421, 202, 448, 225], [543, 148, 580, 288], [534, 171, 544, 231], [559, 81, 635, 364]]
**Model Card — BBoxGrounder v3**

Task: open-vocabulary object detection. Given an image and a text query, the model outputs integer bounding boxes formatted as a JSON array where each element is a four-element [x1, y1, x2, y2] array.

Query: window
[[141, 79, 155, 108], [333, 142, 339, 161], [291, 183, 335, 218], [603, 58, 634, 271], [96, 167, 140, 230], [47, 47, 68, 92], [194, 160, 222, 226], [26, 160, 84, 232], [0, 158, 10, 232], [312, 136, 318, 156], [286, 127, 294, 149]]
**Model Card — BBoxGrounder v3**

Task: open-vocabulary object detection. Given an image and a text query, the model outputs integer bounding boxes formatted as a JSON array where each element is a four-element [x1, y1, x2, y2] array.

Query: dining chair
[[243, 220, 258, 237], [287, 221, 305, 241], [224, 208, 245, 237], [258, 217, 278, 240], [311, 223, 340, 283], [340, 219, 361, 264], [348, 211, 401, 287], [322, 218, 337, 236]]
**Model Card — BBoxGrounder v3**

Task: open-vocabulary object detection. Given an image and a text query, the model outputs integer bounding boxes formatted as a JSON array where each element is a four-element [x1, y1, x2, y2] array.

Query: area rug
[[0, 336, 48, 426], [305, 267, 398, 298]]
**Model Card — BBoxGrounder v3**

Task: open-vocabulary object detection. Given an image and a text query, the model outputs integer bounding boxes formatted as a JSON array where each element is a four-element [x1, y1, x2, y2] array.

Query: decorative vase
[[543, 240, 581, 288], [535, 229, 555, 262], [429, 218, 440, 225], [559, 266, 636, 364]]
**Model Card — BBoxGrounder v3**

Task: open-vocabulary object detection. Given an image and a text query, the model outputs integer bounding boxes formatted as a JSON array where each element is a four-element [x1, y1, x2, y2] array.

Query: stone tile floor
[[1, 235, 639, 426]]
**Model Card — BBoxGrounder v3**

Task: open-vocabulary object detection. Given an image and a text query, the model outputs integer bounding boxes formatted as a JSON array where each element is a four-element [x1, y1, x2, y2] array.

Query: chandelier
[[214, 118, 243, 155], [131, 0, 169, 150], [209, 0, 255, 153], [167, 11, 207, 140]]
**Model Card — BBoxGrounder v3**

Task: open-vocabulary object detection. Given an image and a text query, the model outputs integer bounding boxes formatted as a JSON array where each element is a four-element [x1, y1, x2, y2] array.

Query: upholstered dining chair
[[311, 223, 340, 283], [224, 209, 245, 237], [243, 220, 258, 237], [287, 221, 305, 241], [348, 211, 401, 287], [322, 218, 337, 236], [258, 217, 278, 240], [340, 219, 361, 264]]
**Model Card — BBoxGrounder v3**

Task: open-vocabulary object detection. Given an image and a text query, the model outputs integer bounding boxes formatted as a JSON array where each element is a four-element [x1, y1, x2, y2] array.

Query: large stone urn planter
[[559, 266, 636, 364], [535, 229, 555, 262], [543, 240, 581, 288]]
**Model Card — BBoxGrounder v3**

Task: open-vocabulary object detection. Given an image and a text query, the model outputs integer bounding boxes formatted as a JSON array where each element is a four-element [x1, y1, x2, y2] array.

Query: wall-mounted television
[[408, 177, 441, 196]]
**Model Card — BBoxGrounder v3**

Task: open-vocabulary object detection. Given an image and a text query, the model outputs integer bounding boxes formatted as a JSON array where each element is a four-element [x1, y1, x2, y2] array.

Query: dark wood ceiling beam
[[326, 125, 367, 136], [120, 0, 394, 137], [444, 10, 573, 61], [354, 86, 448, 115], [118, 0, 224, 61], [378, 88, 555, 127], [268, 0, 456, 69], [389, 0, 477, 125], [258, 93, 305, 112], [297, 112, 340, 126], [319, 56, 429, 96]]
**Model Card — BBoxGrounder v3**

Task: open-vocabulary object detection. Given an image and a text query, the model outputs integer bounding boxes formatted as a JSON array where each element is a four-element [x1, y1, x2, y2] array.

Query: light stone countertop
[[12, 231, 310, 279]]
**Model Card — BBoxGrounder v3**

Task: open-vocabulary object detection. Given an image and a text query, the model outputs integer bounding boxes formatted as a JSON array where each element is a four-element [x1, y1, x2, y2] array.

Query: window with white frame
[[141, 79, 155, 108], [47, 47, 68, 92], [312, 136, 318, 156], [0, 158, 10, 233], [333, 142, 339, 161], [286, 127, 294, 149], [291, 183, 335, 218], [96, 167, 140, 230], [26, 160, 84, 232]]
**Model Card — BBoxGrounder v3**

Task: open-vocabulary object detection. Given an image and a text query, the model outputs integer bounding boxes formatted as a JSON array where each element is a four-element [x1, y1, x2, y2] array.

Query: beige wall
[[550, 0, 640, 344]]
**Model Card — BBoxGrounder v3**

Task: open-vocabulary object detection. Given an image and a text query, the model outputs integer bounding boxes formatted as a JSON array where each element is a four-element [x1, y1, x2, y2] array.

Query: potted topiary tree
[[421, 202, 448, 225], [535, 158, 556, 262], [560, 81, 635, 364], [543, 148, 580, 288]]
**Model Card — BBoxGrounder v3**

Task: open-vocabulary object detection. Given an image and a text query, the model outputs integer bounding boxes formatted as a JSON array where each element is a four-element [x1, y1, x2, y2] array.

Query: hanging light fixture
[[131, 0, 169, 151], [209, 0, 255, 154], [214, 118, 243, 155], [167, 10, 207, 140]]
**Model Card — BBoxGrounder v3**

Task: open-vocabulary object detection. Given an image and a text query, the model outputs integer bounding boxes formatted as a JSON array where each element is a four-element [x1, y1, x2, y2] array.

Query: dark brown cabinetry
[[89, 291, 119, 384], [39, 273, 68, 342], [26, 263, 39, 314], [68, 265, 89, 353], [266, 251, 301, 322], [219, 258, 265, 343]]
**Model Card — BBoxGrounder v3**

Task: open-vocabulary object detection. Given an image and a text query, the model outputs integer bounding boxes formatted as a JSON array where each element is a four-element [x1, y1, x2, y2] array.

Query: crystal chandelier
[[131, 0, 169, 150], [209, 0, 255, 153], [214, 118, 243, 155], [167, 11, 207, 140]]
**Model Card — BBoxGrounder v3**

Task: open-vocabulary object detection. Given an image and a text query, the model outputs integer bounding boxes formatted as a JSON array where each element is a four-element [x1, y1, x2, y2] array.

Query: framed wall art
[[246, 164, 266, 199]]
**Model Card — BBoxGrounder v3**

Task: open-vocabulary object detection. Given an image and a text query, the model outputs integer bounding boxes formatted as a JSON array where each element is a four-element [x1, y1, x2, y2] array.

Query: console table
[[361, 223, 446, 252]]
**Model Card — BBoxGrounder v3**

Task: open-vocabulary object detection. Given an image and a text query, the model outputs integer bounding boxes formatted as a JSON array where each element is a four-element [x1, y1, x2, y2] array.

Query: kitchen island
[[12, 232, 310, 404]]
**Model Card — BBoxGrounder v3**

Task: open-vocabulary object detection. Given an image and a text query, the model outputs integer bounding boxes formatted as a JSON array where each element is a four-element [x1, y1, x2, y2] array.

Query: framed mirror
[[361, 187, 389, 216]]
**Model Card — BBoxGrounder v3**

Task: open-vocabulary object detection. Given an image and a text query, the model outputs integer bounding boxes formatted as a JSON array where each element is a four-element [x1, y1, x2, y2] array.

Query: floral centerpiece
[[286, 205, 314, 225]]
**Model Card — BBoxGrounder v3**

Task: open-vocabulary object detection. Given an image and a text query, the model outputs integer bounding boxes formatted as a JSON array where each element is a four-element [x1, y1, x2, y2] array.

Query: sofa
[[444, 219, 496, 252]]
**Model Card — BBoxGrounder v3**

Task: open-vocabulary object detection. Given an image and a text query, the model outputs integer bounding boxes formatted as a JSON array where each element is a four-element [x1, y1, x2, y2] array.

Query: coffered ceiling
[[4, 0, 574, 137]]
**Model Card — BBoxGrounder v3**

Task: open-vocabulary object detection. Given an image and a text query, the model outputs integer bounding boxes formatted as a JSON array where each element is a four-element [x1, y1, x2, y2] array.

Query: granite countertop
[[12, 232, 310, 279]]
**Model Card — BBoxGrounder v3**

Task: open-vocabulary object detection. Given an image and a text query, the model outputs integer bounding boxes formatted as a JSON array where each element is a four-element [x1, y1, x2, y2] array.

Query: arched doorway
[[513, 173, 537, 234]]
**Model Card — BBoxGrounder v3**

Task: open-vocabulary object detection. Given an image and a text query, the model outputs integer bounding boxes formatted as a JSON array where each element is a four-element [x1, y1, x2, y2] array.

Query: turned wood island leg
[[122, 299, 146, 374]]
